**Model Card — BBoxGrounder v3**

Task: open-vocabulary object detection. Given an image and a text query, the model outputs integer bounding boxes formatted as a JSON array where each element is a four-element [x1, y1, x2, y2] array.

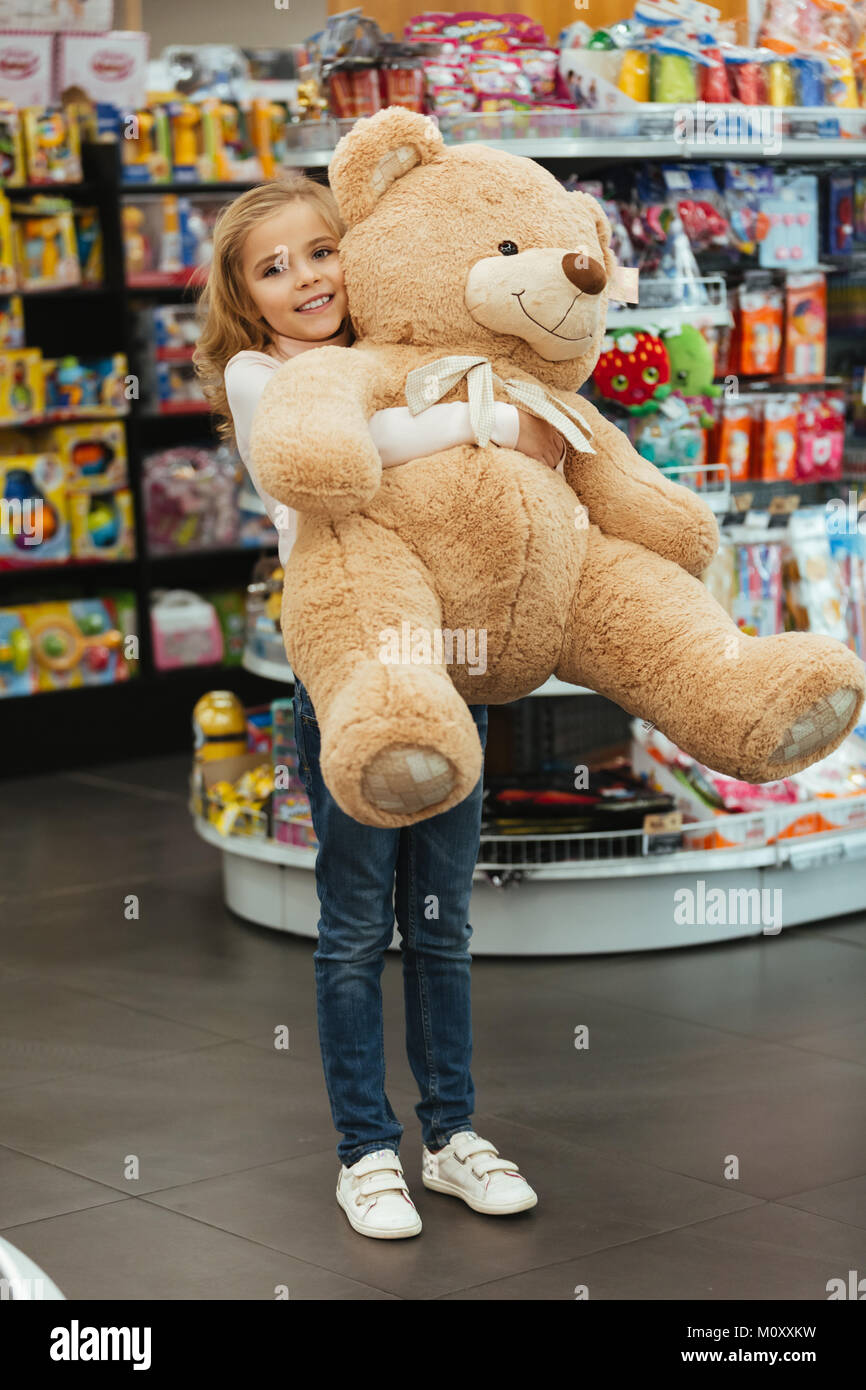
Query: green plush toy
[[663, 324, 722, 427]]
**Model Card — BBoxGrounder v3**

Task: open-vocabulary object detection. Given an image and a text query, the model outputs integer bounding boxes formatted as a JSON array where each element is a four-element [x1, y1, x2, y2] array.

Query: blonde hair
[[193, 173, 348, 445]]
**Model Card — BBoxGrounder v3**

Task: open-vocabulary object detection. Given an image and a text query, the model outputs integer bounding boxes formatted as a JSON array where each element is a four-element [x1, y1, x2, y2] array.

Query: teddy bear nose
[[561, 253, 607, 296]]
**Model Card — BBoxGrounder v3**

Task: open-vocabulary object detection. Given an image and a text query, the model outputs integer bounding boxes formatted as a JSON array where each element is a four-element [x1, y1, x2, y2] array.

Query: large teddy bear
[[251, 106, 866, 828]]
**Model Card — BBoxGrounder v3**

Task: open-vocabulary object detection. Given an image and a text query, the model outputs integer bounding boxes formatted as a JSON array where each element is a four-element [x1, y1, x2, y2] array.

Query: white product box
[[0, 1, 113, 31], [57, 29, 148, 108], [0, 30, 53, 105]]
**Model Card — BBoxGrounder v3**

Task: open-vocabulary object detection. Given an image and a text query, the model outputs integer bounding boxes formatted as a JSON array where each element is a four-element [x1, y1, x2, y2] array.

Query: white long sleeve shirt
[[225, 346, 520, 567]]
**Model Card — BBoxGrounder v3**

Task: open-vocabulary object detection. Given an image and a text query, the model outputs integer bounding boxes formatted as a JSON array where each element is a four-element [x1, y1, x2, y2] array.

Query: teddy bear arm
[[249, 347, 390, 520], [565, 405, 719, 577]]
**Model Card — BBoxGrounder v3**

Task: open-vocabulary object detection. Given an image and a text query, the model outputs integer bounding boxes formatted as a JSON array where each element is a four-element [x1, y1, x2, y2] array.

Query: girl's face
[[241, 201, 347, 343]]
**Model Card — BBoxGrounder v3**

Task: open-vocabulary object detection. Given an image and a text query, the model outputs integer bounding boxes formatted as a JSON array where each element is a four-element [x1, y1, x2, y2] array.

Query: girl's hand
[[515, 409, 566, 470]]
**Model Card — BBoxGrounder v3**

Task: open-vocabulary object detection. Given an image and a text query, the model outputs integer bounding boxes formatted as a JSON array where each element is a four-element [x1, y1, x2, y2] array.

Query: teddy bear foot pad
[[361, 746, 455, 814], [768, 687, 861, 768]]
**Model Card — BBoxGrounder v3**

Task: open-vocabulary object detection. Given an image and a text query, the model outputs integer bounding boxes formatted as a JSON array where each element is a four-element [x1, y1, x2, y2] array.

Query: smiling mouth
[[514, 291, 593, 344], [296, 293, 335, 313]]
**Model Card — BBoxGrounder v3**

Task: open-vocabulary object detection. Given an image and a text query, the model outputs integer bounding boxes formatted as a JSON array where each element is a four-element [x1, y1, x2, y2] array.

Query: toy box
[[56, 30, 149, 110], [0, 348, 45, 422], [150, 589, 224, 670], [0, 604, 33, 697], [0, 102, 26, 187], [41, 352, 128, 416], [784, 273, 827, 382], [0, 191, 16, 292], [0, 1, 114, 29], [11, 200, 80, 289], [68, 486, 135, 561], [44, 420, 127, 492], [20, 106, 82, 184], [0, 294, 24, 348], [193, 751, 273, 839], [24, 593, 134, 692], [119, 103, 171, 184], [154, 357, 208, 413], [121, 193, 217, 287], [0, 451, 69, 566], [208, 588, 246, 666], [74, 206, 103, 285], [0, 34, 54, 108]]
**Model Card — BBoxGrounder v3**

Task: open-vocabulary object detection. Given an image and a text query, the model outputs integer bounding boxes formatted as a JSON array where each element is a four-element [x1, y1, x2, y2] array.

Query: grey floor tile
[[485, 1042, 866, 1200], [1, 1198, 398, 1300], [786, 1017, 866, 1066], [0, 1039, 415, 1195], [438, 1200, 865, 1300], [778, 1173, 866, 1231], [0, 971, 227, 1092], [0, 1145, 127, 1228], [537, 930, 866, 1043], [146, 1116, 759, 1300]]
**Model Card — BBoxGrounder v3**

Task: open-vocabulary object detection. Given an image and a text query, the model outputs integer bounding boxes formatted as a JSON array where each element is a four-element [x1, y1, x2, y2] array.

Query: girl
[[195, 173, 563, 1241]]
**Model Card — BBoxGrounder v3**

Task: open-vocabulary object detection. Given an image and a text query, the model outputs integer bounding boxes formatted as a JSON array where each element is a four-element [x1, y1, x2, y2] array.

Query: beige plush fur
[[251, 107, 866, 827]]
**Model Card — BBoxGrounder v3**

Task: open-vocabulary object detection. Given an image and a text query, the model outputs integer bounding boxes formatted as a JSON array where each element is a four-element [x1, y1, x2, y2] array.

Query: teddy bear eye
[[498, 240, 519, 255]]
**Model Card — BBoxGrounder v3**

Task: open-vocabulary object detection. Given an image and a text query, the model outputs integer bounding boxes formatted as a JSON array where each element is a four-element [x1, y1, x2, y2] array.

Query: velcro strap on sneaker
[[470, 1156, 519, 1178], [451, 1137, 500, 1162], [351, 1151, 403, 1179], [358, 1173, 409, 1198]]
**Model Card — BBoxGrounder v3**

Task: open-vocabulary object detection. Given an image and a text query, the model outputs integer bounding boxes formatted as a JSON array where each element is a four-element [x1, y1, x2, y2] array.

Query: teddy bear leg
[[283, 516, 484, 828], [557, 525, 865, 782]]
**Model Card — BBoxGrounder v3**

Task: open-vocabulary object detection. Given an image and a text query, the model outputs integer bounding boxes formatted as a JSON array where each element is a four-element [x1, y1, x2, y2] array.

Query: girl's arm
[[225, 355, 519, 475], [369, 400, 519, 465]]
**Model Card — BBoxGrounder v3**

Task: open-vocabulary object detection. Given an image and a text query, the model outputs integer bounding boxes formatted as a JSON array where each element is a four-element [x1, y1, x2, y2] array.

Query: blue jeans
[[292, 677, 488, 1169]]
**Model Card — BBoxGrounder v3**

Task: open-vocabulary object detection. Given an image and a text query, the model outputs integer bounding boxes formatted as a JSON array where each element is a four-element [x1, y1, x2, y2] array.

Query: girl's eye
[[313, 247, 333, 259], [263, 263, 285, 278]]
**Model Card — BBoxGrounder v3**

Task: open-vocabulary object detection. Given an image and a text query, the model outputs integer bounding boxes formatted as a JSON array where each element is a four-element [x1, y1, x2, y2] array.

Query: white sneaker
[[336, 1148, 422, 1239], [422, 1131, 538, 1214]]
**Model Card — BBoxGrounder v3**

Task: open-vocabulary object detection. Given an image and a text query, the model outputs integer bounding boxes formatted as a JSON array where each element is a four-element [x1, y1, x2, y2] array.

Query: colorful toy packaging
[[783, 507, 850, 644], [150, 589, 225, 670], [143, 445, 240, 554], [715, 399, 753, 482], [0, 452, 69, 567], [735, 283, 783, 376], [22, 592, 137, 694], [68, 487, 136, 562], [0, 103, 26, 187], [0, 294, 24, 348], [11, 198, 81, 291], [732, 542, 784, 639], [0, 348, 44, 422], [20, 107, 82, 184], [41, 353, 129, 416], [783, 272, 827, 382], [42, 421, 128, 493], [758, 394, 799, 481], [0, 191, 17, 291]]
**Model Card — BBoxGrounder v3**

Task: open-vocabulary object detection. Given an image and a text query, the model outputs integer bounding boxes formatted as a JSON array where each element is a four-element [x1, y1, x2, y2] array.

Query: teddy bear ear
[[569, 190, 612, 259], [328, 106, 445, 228]]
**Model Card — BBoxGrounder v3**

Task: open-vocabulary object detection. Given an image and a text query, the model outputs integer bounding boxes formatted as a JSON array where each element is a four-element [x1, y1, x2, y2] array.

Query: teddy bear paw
[[767, 687, 861, 767], [361, 746, 456, 814]]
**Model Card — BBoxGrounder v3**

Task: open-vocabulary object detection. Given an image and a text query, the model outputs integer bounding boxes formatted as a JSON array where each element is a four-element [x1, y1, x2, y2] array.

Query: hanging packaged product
[[736, 282, 783, 376], [759, 394, 799, 481], [724, 164, 776, 257], [715, 399, 753, 483], [783, 507, 849, 643], [732, 542, 784, 639], [758, 173, 819, 270], [783, 272, 827, 382]]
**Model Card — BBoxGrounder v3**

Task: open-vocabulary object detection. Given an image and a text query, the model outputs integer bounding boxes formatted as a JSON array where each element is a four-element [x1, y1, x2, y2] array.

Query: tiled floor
[[1, 753, 865, 1300]]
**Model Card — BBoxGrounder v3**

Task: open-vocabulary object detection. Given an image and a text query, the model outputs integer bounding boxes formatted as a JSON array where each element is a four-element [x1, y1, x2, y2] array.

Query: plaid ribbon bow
[[405, 355, 595, 455]]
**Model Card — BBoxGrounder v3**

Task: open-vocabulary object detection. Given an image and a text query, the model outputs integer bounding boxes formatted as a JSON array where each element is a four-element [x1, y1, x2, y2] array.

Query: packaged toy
[[737, 283, 783, 376], [0, 295, 24, 349], [0, 452, 68, 566], [73, 207, 103, 285], [24, 594, 134, 692], [0, 606, 33, 698], [593, 330, 671, 415], [0, 104, 26, 188], [45, 421, 128, 492], [0, 349, 44, 422], [68, 487, 136, 561], [150, 589, 224, 670], [143, 445, 239, 553], [11, 201, 81, 290], [732, 543, 784, 639], [192, 690, 247, 763], [21, 107, 82, 184], [759, 394, 799, 481], [758, 173, 818, 270], [41, 353, 128, 416], [783, 272, 827, 382], [0, 192, 17, 292], [715, 400, 753, 482], [784, 509, 849, 644], [120, 105, 171, 184]]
